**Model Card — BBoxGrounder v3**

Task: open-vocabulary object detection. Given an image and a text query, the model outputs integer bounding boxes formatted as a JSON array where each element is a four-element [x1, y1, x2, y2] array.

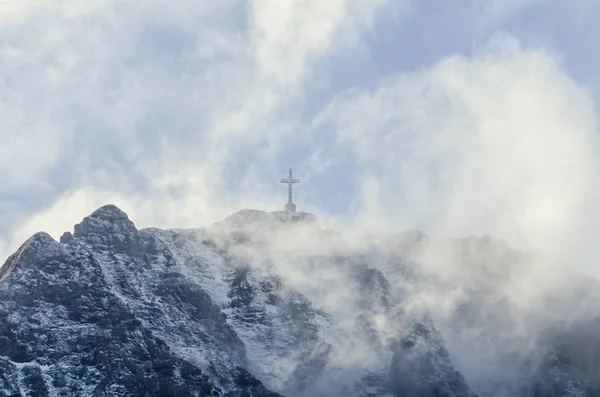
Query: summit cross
[[280, 168, 300, 212]]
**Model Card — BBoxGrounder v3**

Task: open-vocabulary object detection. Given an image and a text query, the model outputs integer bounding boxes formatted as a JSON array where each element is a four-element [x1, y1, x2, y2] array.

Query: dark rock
[[0, 232, 61, 281], [60, 231, 73, 244], [389, 310, 477, 397], [73, 204, 141, 256], [0, 206, 282, 397], [11, 205, 587, 397]]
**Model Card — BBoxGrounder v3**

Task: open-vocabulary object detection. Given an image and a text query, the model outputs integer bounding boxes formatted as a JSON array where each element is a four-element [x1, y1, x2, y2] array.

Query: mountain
[[0, 204, 599, 396], [0, 206, 281, 397], [367, 232, 600, 397]]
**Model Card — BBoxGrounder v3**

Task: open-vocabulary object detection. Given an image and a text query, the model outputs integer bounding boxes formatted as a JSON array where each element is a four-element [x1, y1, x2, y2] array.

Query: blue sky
[[2, 0, 600, 272]]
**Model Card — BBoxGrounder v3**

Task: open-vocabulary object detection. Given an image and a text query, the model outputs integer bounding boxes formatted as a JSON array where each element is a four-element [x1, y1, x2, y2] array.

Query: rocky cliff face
[[0, 206, 281, 397], [1, 205, 599, 396], [369, 233, 600, 397]]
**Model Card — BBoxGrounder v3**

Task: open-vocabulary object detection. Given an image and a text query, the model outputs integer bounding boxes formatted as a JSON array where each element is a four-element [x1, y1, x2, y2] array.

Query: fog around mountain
[[1, 205, 598, 396], [3, 1, 600, 395], [3, 0, 600, 283]]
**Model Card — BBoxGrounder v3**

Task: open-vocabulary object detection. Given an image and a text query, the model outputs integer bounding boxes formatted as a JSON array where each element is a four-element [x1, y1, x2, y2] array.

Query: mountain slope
[[5, 204, 597, 396], [0, 206, 281, 397], [0, 205, 475, 396], [368, 232, 600, 397]]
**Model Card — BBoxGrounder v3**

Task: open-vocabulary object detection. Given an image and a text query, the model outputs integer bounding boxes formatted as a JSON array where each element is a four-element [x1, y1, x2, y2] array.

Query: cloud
[[313, 34, 600, 271], [0, 0, 394, 261], [3, 3, 600, 392], [2, 0, 600, 282], [250, 0, 392, 88]]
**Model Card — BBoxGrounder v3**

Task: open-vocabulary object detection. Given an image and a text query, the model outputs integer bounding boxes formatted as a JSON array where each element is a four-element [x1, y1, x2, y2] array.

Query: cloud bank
[[1, 1, 600, 279]]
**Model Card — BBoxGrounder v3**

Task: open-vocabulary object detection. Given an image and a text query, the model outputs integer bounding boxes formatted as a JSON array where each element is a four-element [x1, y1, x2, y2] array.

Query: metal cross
[[280, 168, 300, 206]]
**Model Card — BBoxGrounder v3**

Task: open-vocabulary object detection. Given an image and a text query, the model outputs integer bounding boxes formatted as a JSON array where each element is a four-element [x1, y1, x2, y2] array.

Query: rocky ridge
[[0, 204, 599, 396]]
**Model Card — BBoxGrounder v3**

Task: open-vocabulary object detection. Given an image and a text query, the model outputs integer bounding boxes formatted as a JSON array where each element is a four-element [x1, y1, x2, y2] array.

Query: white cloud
[[2, 3, 600, 392], [250, 0, 392, 88], [2, 0, 600, 281], [0, 0, 395, 261], [315, 34, 600, 270]]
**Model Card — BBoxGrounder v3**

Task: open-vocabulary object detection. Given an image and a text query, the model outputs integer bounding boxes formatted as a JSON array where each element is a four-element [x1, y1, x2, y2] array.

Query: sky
[[2, 0, 600, 274]]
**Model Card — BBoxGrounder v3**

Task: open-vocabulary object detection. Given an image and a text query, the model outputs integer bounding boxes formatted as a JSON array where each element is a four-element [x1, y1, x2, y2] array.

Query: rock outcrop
[[2, 205, 598, 396]]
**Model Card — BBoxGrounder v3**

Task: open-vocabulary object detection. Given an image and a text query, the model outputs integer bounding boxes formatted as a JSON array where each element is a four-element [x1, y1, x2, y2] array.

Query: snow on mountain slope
[[142, 226, 332, 395], [4, 204, 598, 396], [0, 205, 475, 396], [366, 231, 600, 397], [145, 209, 477, 396], [0, 206, 281, 397]]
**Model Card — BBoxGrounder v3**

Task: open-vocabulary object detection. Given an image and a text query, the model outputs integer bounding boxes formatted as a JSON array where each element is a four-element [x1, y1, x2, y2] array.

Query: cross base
[[284, 202, 297, 212]]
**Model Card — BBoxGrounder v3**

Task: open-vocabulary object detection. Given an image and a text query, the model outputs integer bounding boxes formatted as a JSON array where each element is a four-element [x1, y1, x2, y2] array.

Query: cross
[[280, 168, 300, 211]]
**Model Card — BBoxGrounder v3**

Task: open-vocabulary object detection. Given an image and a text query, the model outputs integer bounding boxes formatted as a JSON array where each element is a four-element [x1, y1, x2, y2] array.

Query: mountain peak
[[215, 209, 317, 229], [0, 232, 60, 281], [71, 204, 140, 255], [213, 209, 317, 234], [89, 204, 130, 221], [73, 204, 136, 236]]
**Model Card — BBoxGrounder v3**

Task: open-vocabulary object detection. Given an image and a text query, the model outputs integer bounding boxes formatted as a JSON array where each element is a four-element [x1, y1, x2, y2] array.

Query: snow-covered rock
[[2, 205, 598, 396]]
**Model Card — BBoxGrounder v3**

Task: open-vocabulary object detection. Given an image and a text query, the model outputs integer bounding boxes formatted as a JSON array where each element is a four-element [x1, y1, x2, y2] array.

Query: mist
[[190, 198, 599, 396], [2, 1, 600, 395]]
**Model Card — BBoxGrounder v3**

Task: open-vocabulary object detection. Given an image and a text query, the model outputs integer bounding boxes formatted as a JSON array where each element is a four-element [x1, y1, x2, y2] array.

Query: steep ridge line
[[1, 204, 599, 396]]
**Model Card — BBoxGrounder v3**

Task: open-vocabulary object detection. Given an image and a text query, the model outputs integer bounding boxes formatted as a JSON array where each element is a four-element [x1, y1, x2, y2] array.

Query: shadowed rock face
[[1, 232, 59, 281], [0, 205, 476, 397], [3, 205, 598, 396], [0, 205, 282, 397], [73, 204, 142, 257]]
